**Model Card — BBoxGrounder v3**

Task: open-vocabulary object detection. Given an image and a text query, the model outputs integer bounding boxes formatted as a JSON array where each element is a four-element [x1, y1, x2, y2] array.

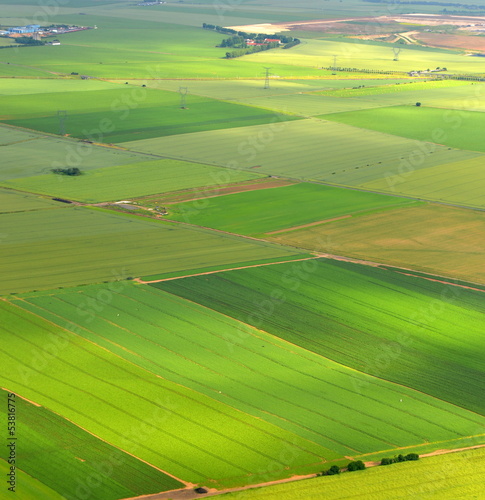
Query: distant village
[[0, 24, 94, 45]]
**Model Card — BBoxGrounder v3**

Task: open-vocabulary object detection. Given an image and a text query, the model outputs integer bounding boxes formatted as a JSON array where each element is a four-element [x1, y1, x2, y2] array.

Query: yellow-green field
[[219, 448, 485, 499], [267, 203, 485, 284]]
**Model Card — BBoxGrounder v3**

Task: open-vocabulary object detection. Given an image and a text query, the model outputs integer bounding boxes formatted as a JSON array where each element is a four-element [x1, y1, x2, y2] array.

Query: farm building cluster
[[0, 24, 93, 39]]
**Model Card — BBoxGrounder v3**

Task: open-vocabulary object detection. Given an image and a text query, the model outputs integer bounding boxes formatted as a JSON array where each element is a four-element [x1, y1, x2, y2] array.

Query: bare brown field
[[267, 203, 485, 284], [415, 32, 485, 52]]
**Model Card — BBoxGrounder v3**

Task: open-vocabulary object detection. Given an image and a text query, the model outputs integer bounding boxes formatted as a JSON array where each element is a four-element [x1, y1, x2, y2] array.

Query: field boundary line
[[266, 215, 352, 234], [135, 256, 319, 283]]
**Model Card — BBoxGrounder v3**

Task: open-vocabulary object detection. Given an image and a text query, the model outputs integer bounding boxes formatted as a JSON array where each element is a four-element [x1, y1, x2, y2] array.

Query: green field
[[0, 125, 147, 181], [121, 119, 482, 207], [12, 283, 485, 462], [0, 389, 181, 498], [361, 155, 485, 208], [0, 300, 330, 488], [0, 77, 122, 95], [0, 459, 65, 500], [1, 0, 485, 497], [155, 259, 485, 415], [133, 78, 413, 101], [166, 182, 417, 235], [322, 105, 485, 153], [219, 448, 485, 499], [0, 206, 301, 294], [1, 86, 298, 142], [0, 188, 62, 213], [5, 159, 263, 203], [309, 79, 470, 98], [268, 203, 485, 284]]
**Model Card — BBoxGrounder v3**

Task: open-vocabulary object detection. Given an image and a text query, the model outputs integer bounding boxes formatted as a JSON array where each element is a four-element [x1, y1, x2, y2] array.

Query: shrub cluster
[[51, 167, 82, 176]]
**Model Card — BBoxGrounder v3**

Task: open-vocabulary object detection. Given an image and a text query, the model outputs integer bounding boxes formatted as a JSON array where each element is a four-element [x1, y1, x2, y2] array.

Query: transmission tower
[[179, 87, 188, 109], [57, 110, 68, 135], [332, 55, 338, 71], [393, 47, 401, 61], [263, 67, 272, 89]]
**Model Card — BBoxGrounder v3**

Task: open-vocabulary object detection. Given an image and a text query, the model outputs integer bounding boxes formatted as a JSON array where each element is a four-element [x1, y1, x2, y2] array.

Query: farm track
[[124, 444, 485, 500]]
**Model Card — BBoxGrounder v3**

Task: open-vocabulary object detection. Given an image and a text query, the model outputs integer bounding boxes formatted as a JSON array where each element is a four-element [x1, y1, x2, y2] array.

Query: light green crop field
[[121, 119, 481, 202], [166, 183, 417, 235], [1, 86, 298, 142], [310, 80, 485, 112], [0, 389, 181, 498], [361, 155, 485, 208], [12, 283, 485, 463], [0, 125, 148, 181], [0, 63, 58, 77], [268, 203, 485, 285], [219, 448, 485, 500], [0, 124, 38, 145], [322, 105, 485, 153], [234, 94, 384, 116], [0, 77, 123, 95], [5, 159, 263, 203], [156, 259, 485, 415], [128, 78, 414, 101], [0, 206, 300, 294], [309, 79, 470, 98], [0, 188, 62, 213], [0, 300, 330, 488], [242, 38, 485, 74]]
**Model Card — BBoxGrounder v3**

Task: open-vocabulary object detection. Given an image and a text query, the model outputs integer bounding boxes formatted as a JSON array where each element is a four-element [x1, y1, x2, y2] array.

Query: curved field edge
[[0, 389, 182, 499], [0, 300, 332, 489], [217, 447, 485, 500], [153, 258, 485, 415], [9, 283, 484, 465]]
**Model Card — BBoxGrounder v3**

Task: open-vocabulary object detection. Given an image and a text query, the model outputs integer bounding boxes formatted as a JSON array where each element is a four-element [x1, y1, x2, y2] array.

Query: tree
[[416, 102, 421, 106], [347, 460, 366, 471], [327, 465, 341, 475], [405, 453, 419, 461], [380, 457, 393, 465]]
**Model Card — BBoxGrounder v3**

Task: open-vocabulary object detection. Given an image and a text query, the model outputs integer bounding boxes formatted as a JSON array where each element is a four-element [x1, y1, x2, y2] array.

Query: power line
[[264, 67, 272, 89], [57, 110, 67, 135], [179, 87, 188, 109]]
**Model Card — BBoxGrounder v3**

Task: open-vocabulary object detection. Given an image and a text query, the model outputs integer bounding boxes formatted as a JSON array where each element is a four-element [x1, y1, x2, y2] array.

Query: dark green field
[[0, 390, 181, 498], [155, 259, 485, 414], [165, 182, 419, 235], [1, 87, 297, 142]]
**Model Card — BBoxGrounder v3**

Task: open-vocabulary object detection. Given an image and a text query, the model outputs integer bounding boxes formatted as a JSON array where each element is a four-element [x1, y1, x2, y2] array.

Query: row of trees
[[15, 37, 44, 46], [202, 23, 296, 43], [319, 453, 420, 478], [381, 453, 419, 465], [325, 66, 404, 74], [225, 42, 280, 59]]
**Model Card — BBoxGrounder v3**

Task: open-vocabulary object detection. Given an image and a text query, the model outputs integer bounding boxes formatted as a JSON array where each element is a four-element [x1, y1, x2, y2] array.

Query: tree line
[[319, 453, 420, 477]]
